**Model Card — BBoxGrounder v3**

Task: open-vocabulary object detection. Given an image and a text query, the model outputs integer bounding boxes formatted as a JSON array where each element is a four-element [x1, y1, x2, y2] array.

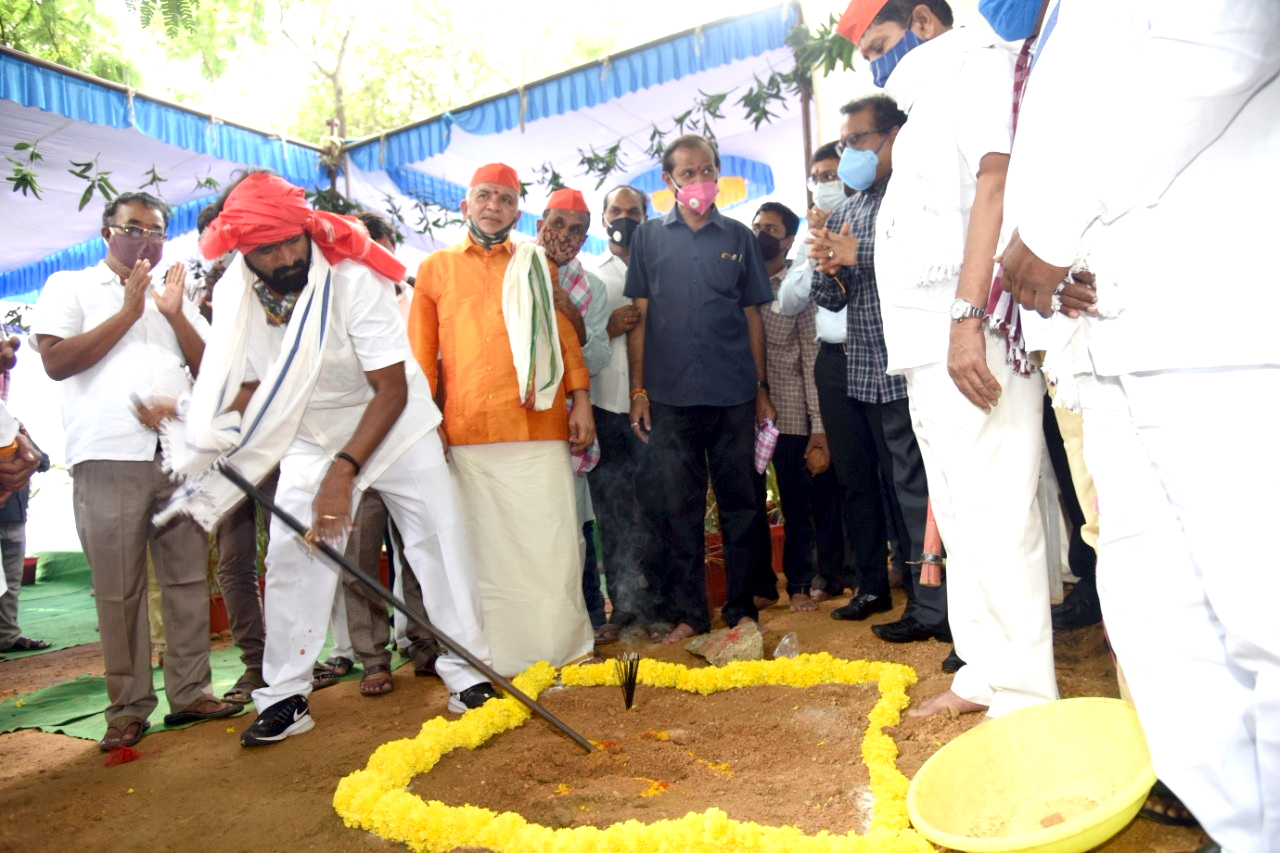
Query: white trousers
[[1081, 368, 1280, 852], [253, 430, 491, 709], [904, 333, 1057, 717]]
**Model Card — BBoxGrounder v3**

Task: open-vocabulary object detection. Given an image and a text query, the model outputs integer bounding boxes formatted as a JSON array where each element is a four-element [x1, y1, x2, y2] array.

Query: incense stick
[[615, 653, 641, 711]]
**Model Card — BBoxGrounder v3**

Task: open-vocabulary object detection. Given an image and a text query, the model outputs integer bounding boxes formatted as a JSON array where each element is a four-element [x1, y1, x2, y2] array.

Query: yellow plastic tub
[[907, 697, 1156, 853]]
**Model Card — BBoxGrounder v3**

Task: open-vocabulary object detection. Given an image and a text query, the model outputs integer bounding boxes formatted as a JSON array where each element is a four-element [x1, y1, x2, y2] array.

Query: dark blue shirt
[[624, 206, 773, 407]]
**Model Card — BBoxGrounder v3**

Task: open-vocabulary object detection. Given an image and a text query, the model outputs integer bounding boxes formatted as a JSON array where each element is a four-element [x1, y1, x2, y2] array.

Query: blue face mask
[[870, 29, 924, 88], [837, 135, 891, 191], [978, 0, 1041, 41]]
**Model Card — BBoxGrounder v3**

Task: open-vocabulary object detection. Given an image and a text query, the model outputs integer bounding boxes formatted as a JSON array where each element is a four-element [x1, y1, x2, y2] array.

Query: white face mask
[[812, 180, 848, 212]]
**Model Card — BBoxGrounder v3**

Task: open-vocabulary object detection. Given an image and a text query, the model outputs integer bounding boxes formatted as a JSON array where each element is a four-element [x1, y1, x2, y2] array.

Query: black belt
[[819, 341, 848, 355]]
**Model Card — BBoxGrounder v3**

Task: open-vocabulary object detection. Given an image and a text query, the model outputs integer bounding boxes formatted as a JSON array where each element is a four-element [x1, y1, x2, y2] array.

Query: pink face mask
[[674, 181, 719, 213]]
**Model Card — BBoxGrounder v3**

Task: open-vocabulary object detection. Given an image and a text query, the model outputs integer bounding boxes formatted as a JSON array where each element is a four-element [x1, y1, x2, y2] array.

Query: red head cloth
[[545, 188, 590, 214], [199, 173, 406, 283], [470, 163, 520, 191], [836, 0, 891, 45]]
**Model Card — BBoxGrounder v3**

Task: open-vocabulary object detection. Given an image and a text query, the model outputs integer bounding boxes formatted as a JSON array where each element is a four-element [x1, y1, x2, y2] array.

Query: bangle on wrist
[[630, 389, 649, 403], [757, 380, 770, 392], [334, 451, 362, 475]]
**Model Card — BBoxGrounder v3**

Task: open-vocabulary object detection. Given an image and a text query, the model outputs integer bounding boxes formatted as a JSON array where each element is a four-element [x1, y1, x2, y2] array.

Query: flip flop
[[99, 718, 150, 751]]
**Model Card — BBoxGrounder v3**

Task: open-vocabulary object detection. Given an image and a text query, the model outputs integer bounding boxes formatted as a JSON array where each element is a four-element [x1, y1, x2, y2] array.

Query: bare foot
[[660, 623, 698, 644], [789, 593, 818, 612], [734, 616, 766, 635], [753, 595, 778, 611], [810, 589, 834, 603], [907, 689, 988, 718]]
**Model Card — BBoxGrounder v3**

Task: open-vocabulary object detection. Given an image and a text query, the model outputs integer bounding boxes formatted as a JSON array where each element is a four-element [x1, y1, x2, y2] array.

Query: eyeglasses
[[806, 171, 841, 190], [108, 223, 167, 244], [835, 128, 887, 156]]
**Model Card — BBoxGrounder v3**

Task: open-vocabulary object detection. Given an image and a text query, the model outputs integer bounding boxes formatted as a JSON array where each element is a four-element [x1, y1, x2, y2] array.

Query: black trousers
[[638, 400, 762, 633], [814, 344, 949, 630], [750, 433, 847, 596], [586, 407, 651, 627]]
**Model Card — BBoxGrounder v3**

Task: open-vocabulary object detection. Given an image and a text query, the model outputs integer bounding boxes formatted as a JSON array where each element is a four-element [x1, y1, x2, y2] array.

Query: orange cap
[[545, 188, 590, 214], [470, 163, 520, 191], [836, 0, 891, 45]]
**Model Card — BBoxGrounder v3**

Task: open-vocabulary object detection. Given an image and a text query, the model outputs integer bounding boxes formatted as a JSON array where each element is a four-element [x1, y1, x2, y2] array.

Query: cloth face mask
[[538, 227, 583, 266], [871, 29, 924, 88], [109, 232, 164, 269], [979, 0, 1041, 41], [754, 230, 783, 262]]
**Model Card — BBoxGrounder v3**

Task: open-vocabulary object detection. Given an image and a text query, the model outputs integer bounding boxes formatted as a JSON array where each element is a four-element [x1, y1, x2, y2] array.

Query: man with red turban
[[154, 172, 497, 745], [410, 164, 596, 676]]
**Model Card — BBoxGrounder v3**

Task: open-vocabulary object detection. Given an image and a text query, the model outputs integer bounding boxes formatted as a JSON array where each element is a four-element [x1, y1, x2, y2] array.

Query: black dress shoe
[[831, 593, 893, 621], [941, 647, 964, 673], [872, 615, 951, 643], [1051, 576, 1102, 630]]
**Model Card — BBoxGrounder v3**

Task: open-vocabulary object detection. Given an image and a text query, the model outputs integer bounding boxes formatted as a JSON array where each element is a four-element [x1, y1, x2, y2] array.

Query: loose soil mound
[[417, 683, 878, 835]]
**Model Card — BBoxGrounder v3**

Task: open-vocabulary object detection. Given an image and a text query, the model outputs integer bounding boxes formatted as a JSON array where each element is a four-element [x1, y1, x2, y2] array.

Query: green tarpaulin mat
[[0, 550, 395, 741], [5, 551, 102, 654]]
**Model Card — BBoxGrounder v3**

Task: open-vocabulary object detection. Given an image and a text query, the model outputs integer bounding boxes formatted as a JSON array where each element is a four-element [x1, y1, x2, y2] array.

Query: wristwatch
[[949, 298, 987, 323]]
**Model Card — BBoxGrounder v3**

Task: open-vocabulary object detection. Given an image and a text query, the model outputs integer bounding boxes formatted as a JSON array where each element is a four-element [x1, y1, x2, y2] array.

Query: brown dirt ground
[[0, 585, 1207, 853]]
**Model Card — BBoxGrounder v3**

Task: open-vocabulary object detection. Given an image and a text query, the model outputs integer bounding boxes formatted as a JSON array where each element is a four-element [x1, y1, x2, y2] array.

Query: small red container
[[20, 556, 37, 586]]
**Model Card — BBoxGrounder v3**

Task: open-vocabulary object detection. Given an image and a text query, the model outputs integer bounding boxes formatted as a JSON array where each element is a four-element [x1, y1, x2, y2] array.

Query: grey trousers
[[72, 458, 213, 723], [0, 521, 27, 647]]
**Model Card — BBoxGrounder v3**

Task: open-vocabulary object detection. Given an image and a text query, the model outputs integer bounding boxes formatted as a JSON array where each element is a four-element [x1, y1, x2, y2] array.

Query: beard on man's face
[[247, 250, 310, 294]]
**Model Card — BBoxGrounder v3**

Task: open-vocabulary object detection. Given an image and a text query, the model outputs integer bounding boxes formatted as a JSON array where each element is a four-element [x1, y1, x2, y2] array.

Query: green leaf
[[13, 142, 29, 151], [78, 183, 95, 211]]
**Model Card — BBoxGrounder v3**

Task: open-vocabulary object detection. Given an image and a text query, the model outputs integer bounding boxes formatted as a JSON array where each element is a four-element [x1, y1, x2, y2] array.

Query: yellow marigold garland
[[333, 654, 932, 853]]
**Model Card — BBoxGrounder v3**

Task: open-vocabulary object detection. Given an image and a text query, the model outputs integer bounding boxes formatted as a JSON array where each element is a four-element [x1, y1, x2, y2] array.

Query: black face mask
[[466, 216, 514, 250], [755, 230, 782, 262], [606, 216, 640, 249]]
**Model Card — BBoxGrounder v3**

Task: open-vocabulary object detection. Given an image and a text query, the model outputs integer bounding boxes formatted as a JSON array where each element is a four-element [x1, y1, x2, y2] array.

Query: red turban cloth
[[470, 163, 520, 191], [199, 173, 406, 283], [836, 0, 891, 45], [545, 188, 590, 213]]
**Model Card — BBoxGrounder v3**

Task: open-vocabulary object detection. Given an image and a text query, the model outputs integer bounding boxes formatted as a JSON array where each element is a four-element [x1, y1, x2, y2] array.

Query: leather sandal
[[99, 716, 150, 751], [359, 664, 394, 697]]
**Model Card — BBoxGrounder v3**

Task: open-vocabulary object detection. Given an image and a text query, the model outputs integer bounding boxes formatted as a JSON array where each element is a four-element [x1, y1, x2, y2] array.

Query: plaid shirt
[[761, 270, 824, 436], [809, 186, 907, 404]]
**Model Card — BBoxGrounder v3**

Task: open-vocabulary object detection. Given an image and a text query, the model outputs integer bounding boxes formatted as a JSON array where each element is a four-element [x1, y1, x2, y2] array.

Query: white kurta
[[1006, 2, 1280, 847], [244, 255, 491, 709]]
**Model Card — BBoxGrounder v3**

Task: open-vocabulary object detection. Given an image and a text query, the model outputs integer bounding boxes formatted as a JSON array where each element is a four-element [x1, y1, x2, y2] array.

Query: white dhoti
[[1081, 368, 1280, 852], [449, 439, 593, 676], [904, 331, 1057, 717], [253, 430, 491, 710]]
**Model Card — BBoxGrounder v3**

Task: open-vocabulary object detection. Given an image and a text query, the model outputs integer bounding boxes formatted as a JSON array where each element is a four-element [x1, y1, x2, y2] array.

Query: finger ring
[[319, 514, 338, 520], [827, 249, 835, 259], [1053, 280, 1067, 295], [630, 422, 640, 428]]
